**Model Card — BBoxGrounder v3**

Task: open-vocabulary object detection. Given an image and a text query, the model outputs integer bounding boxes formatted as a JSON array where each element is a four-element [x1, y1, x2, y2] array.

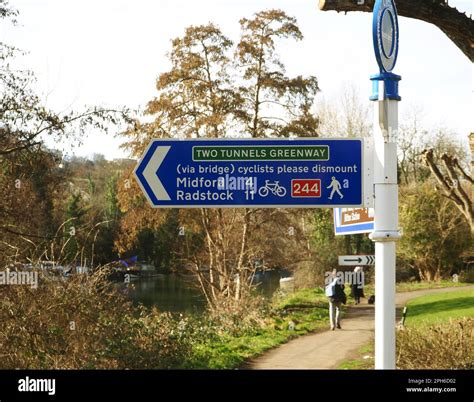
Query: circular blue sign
[[373, 0, 399, 73]]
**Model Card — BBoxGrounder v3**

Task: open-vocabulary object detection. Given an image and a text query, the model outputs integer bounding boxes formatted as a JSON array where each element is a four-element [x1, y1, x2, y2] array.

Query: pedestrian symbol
[[327, 176, 344, 200]]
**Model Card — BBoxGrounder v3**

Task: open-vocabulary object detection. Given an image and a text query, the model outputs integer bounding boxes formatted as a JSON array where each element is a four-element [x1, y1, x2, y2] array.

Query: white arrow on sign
[[338, 255, 375, 266], [138, 145, 171, 201]]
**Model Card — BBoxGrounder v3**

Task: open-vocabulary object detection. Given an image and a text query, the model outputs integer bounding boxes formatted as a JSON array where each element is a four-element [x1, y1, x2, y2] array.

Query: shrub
[[397, 318, 474, 369], [0, 268, 194, 369], [459, 267, 474, 283], [206, 296, 266, 337]]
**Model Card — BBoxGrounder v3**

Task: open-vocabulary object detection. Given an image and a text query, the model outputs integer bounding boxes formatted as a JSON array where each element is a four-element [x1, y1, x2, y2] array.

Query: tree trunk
[[355, 234, 362, 254], [435, 263, 441, 282], [235, 209, 250, 301], [345, 235, 352, 254], [318, 0, 474, 62], [417, 267, 425, 281]]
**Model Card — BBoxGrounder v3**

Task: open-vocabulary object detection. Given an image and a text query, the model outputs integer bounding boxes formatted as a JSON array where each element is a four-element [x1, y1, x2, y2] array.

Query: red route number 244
[[291, 179, 321, 198]]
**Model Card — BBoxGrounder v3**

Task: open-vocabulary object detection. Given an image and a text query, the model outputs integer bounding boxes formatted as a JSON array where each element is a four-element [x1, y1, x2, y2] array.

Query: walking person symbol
[[327, 176, 343, 200]]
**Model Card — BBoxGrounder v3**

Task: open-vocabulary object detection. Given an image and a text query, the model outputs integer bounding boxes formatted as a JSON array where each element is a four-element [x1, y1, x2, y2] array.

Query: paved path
[[249, 285, 474, 369]]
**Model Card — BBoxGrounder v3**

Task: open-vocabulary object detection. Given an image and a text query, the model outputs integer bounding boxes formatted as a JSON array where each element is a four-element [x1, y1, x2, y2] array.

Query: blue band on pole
[[370, 73, 401, 101]]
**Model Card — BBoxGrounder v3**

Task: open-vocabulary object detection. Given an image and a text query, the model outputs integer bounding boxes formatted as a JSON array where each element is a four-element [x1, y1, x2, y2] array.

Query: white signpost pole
[[370, 0, 402, 370], [371, 95, 400, 369]]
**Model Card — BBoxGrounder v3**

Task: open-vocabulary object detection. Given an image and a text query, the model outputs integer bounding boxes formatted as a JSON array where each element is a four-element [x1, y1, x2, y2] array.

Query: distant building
[[112, 158, 136, 165]]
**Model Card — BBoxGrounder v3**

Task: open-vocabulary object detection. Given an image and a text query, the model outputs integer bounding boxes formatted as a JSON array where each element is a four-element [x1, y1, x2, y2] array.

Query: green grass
[[190, 287, 333, 369], [274, 287, 326, 309], [359, 280, 468, 302], [395, 280, 469, 293], [404, 289, 474, 327], [338, 343, 374, 370]]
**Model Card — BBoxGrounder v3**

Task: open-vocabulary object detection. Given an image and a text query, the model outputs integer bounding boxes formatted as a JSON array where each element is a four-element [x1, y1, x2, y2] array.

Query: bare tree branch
[[453, 157, 474, 184], [318, 0, 474, 62], [422, 149, 473, 234]]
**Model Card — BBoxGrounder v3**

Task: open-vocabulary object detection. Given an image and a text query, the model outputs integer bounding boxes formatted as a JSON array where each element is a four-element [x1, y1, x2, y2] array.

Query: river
[[119, 270, 287, 313]]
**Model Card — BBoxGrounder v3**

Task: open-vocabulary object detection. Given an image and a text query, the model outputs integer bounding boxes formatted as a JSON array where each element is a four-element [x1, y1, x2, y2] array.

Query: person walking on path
[[350, 266, 365, 305], [325, 269, 347, 330]]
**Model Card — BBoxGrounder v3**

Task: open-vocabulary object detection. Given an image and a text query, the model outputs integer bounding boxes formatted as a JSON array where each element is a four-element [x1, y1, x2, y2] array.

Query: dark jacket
[[330, 283, 346, 304], [351, 284, 365, 298]]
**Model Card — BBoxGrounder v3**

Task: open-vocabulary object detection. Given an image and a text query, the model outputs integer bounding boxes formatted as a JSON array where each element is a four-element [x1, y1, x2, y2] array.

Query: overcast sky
[[1, 0, 472, 159]]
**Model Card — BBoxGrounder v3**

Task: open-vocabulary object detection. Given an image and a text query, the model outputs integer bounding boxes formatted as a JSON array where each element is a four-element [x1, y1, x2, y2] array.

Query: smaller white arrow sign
[[138, 145, 171, 202], [338, 255, 375, 266]]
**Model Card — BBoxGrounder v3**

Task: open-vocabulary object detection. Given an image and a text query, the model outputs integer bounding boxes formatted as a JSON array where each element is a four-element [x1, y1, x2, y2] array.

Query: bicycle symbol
[[258, 180, 287, 198]]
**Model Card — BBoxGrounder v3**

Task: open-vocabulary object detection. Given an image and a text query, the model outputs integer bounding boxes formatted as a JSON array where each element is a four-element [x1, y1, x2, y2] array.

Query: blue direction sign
[[134, 139, 365, 208]]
